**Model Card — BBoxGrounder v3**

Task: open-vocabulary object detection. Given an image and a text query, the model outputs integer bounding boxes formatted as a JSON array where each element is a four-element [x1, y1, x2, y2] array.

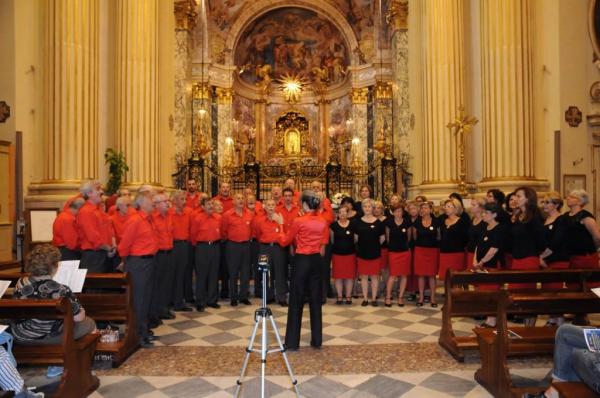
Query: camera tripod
[[234, 255, 299, 398]]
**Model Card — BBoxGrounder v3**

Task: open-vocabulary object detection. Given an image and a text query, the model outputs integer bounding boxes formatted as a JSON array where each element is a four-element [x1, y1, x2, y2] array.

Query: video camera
[[257, 254, 270, 272]]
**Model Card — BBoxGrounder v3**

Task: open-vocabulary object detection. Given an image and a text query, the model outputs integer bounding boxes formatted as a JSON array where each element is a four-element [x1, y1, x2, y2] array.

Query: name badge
[[402, 228, 406, 233], [275, 228, 279, 233], [346, 230, 351, 235], [548, 225, 553, 230], [216, 228, 220, 233], [370, 225, 375, 229], [429, 226, 434, 231], [484, 236, 488, 241], [246, 221, 250, 225]]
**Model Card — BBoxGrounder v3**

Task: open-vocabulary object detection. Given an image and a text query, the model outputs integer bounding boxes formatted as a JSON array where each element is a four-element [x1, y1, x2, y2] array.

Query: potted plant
[[104, 148, 129, 207]]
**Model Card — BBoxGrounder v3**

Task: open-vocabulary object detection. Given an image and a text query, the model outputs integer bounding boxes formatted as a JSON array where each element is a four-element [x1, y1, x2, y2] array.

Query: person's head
[[171, 190, 186, 209], [389, 194, 401, 208], [80, 180, 103, 204], [542, 191, 563, 214], [338, 205, 349, 221], [373, 200, 384, 217], [566, 189, 589, 209], [361, 198, 374, 216], [284, 178, 295, 190], [310, 180, 323, 193], [117, 188, 131, 198], [391, 203, 404, 219], [212, 199, 223, 214], [443, 198, 463, 217], [301, 190, 320, 212], [271, 186, 282, 201], [115, 197, 131, 214], [219, 182, 231, 197], [135, 192, 154, 213], [482, 202, 500, 224], [449, 192, 465, 208], [282, 187, 294, 205], [506, 192, 517, 212], [264, 198, 276, 215], [246, 194, 257, 211], [514, 186, 540, 221], [186, 179, 197, 193], [243, 186, 254, 198], [486, 189, 505, 205], [233, 193, 244, 210], [359, 185, 372, 200], [407, 201, 419, 218], [201, 197, 213, 214], [26, 244, 61, 277], [138, 184, 155, 195], [68, 198, 86, 215], [419, 201, 433, 217], [341, 196, 355, 212], [470, 197, 485, 217], [415, 195, 427, 204], [153, 193, 169, 214]]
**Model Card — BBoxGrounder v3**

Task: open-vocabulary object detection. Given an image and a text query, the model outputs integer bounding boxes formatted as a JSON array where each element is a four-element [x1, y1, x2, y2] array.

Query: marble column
[[254, 100, 266, 162], [115, 0, 160, 186], [478, 0, 548, 191], [420, 0, 466, 196], [350, 88, 369, 196], [216, 87, 233, 168], [319, 100, 330, 163], [173, 0, 197, 165]]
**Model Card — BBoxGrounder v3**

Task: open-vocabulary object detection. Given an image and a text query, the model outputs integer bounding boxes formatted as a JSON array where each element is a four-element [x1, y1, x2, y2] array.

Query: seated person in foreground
[[0, 346, 44, 397], [524, 324, 600, 397], [10, 244, 96, 378]]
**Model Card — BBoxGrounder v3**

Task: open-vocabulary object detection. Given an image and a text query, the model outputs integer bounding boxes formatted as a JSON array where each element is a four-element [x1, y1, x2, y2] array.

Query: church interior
[[1, 0, 600, 397]]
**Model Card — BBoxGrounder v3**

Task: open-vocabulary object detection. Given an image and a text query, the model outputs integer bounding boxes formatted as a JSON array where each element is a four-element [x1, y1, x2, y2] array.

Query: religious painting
[[235, 7, 349, 87], [590, 0, 600, 62], [195, 0, 249, 61]]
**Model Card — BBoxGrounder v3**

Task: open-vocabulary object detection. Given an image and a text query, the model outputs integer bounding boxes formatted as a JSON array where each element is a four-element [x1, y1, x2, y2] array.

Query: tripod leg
[[268, 315, 300, 397], [261, 313, 267, 398], [235, 316, 262, 398]]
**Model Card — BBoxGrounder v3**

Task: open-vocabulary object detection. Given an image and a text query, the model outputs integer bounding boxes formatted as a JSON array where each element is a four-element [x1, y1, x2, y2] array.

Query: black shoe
[[173, 305, 193, 312], [371, 301, 378, 307], [310, 342, 322, 349], [430, 303, 438, 308], [230, 300, 238, 307], [336, 299, 343, 305], [321, 298, 327, 305], [284, 344, 299, 352], [196, 305, 205, 312], [148, 319, 162, 329], [345, 298, 352, 305], [185, 298, 196, 305], [147, 329, 154, 336], [407, 293, 416, 302], [146, 334, 159, 341], [416, 302, 423, 307], [159, 312, 176, 320], [361, 300, 369, 306], [240, 299, 252, 305], [206, 303, 221, 309], [278, 300, 288, 307], [220, 292, 230, 300], [140, 339, 154, 348]]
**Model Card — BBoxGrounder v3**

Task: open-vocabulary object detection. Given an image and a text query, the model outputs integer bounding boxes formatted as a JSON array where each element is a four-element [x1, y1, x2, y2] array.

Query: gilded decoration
[[375, 81, 392, 99], [351, 88, 369, 104], [192, 82, 211, 99], [215, 87, 233, 104], [174, 0, 197, 31], [386, 0, 408, 32], [267, 111, 316, 161]]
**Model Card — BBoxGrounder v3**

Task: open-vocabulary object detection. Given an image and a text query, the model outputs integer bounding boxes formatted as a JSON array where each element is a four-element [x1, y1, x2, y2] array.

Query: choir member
[[315, 191, 335, 301], [473, 203, 506, 328], [354, 185, 372, 215], [373, 200, 388, 298], [254, 198, 288, 306], [385, 204, 411, 307], [485, 188, 509, 224], [271, 186, 283, 206], [190, 198, 222, 311], [504, 191, 517, 269], [150, 193, 175, 320], [185, 179, 201, 210], [99, 201, 117, 270], [386, 194, 402, 218], [405, 201, 420, 301], [449, 192, 471, 224], [169, 191, 194, 312], [438, 198, 468, 280], [110, 197, 132, 245], [466, 198, 486, 270], [414, 195, 428, 204], [221, 193, 253, 306], [117, 192, 159, 348], [413, 201, 440, 307], [77, 180, 111, 272], [284, 178, 300, 203], [509, 187, 545, 292], [213, 182, 234, 212], [565, 189, 600, 269], [354, 199, 385, 306], [330, 206, 356, 305], [340, 196, 358, 219], [52, 198, 85, 261], [277, 188, 300, 231], [107, 188, 134, 215], [278, 190, 329, 350], [213, 199, 223, 214]]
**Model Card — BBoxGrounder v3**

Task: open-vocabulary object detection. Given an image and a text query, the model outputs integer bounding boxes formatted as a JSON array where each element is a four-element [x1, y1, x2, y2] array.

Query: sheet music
[[69, 269, 87, 293], [54, 261, 86, 292], [592, 287, 600, 298], [0, 281, 11, 298], [0, 325, 8, 335], [584, 328, 600, 352]]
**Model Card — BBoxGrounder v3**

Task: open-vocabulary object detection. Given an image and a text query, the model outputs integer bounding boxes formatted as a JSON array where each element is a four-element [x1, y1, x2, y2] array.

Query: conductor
[[278, 190, 329, 351]]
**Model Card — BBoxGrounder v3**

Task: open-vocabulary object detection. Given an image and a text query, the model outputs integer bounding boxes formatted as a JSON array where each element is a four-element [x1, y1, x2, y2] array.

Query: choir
[[51, 180, 600, 347]]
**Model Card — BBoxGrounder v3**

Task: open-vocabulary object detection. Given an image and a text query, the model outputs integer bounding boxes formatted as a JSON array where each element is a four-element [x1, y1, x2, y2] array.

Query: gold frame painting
[[563, 174, 587, 196], [589, 0, 600, 60]]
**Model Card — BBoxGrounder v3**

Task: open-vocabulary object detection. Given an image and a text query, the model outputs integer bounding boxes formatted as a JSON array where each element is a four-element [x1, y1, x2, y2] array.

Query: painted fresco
[[235, 8, 349, 85]]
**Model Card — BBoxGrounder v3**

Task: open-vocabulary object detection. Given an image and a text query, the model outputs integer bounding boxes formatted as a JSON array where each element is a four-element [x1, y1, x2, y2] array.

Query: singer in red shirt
[[53, 198, 86, 260], [278, 190, 329, 351]]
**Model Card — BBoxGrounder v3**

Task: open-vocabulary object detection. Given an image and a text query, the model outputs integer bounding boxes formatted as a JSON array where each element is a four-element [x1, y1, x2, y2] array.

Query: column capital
[[174, 0, 197, 31], [386, 0, 408, 32], [215, 87, 233, 104], [350, 88, 369, 104], [374, 81, 392, 100], [192, 82, 211, 99]]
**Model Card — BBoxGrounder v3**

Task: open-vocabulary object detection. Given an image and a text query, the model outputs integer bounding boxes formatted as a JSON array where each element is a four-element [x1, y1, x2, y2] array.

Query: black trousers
[[285, 253, 323, 349], [150, 250, 174, 317], [195, 242, 220, 306], [321, 243, 333, 298], [184, 244, 195, 302], [259, 243, 288, 301], [251, 240, 264, 298], [218, 241, 229, 297], [58, 246, 81, 261], [172, 241, 190, 307], [226, 241, 251, 301], [80, 249, 107, 272], [125, 255, 155, 340]]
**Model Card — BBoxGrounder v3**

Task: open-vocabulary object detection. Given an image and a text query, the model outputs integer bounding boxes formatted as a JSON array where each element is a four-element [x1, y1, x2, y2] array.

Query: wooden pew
[[553, 382, 600, 398], [440, 269, 600, 361], [473, 291, 600, 398], [0, 272, 139, 368], [0, 298, 100, 398]]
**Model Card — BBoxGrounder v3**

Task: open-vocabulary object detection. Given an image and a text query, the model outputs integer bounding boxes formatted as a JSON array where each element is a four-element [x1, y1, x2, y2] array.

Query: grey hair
[[569, 189, 589, 206], [138, 184, 154, 194], [69, 198, 86, 210], [170, 190, 186, 201], [80, 180, 100, 199], [115, 196, 130, 207], [134, 192, 152, 209]]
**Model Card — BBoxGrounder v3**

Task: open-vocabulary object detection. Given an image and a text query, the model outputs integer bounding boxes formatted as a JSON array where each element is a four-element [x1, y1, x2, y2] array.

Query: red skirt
[[438, 252, 466, 280], [388, 251, 411, 276], [466, 251, 475, 270], [542, 261, 570, 290], [414, 247, 439, 277], [357, 257, 381, 276], [477, 265, 500, 291], [570, 253, 600, 288], [510, 256, 540, 289], [332, 254, 357, 279], [380, 248, 389, 270], [407, 249, 418, 291]]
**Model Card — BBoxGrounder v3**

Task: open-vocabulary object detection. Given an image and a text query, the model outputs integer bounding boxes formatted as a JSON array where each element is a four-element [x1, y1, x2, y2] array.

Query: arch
[[224, 0, 360, 67]]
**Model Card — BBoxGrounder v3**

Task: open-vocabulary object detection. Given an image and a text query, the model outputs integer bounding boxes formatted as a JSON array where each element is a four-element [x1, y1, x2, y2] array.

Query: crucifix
[[447, 106, 478, 196]]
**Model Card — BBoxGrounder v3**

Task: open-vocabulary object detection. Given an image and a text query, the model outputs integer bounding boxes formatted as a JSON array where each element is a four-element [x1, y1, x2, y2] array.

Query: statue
[[255, 64, 272, 97], [311, 66, 329, 98], [447, 106, 479, 195], [285, 129, 301, 155]]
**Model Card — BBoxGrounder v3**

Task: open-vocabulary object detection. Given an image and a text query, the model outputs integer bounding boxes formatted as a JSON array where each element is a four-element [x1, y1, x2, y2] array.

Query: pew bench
[[473, 292, 600, 398], [0, 298, 99, 398], [440, 269, 600, 361], [553, 382, 600, 398]]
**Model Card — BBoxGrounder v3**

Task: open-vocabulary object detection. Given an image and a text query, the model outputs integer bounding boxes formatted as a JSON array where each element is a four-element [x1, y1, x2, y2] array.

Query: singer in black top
[[438, 198, 468, 280], [565, 190, 600, 269], [384, 204, 411, 307], [330, 206, 356, 304], [466, 199, 487, 269], [354, 199, 385, 306], [413, 202, 440, 307], [539, 193, 570, 290]]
